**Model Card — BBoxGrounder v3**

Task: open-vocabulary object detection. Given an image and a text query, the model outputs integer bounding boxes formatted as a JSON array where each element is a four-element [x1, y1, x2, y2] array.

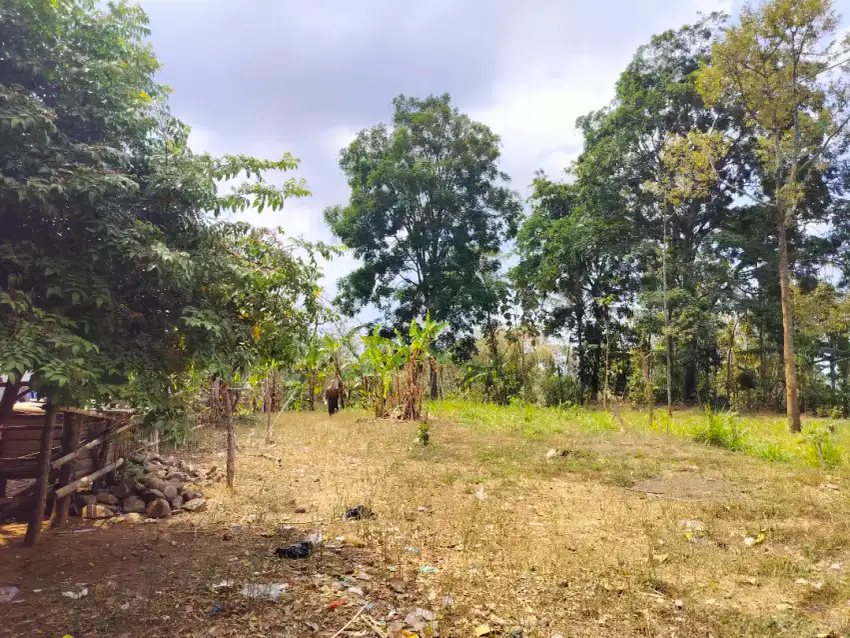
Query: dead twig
[[330, 602, 369, 638]]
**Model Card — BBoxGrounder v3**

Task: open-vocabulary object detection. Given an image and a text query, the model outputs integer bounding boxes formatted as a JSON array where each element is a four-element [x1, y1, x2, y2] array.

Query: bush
[[803, 424, 843, 468], [694, 406, 748, 452], [758, 442, 789, 464]]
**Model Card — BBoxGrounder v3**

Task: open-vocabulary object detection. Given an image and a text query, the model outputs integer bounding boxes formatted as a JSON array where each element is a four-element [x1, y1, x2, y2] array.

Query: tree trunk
[[645, 334, 654, 427], [264, 377, 273, 443], [662, 212, 673, 417], [726, 320, 736, 403], [759, 326, 766, 407], [0, 379, 22, 429], [53, 412, 81, 528], [603, 321, 610, 411], [577, 313, 585, 402], [223, 382, 236, 489], [25, 404, 56, 546], [778, 222, 801, 432], [430, 361, 438, 401]]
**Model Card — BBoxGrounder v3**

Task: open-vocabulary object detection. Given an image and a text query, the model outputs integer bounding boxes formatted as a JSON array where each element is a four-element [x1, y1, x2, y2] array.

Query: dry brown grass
[[176, 408, 850, 637], [4, 407, 848, 636]]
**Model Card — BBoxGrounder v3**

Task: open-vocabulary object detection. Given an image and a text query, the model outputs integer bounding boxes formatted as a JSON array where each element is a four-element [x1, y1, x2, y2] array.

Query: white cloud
[[320, 127, 358, 162]]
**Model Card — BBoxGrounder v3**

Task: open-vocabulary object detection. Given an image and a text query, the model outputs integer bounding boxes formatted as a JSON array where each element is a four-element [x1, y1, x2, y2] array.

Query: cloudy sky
[[134, 0, 815, 299]]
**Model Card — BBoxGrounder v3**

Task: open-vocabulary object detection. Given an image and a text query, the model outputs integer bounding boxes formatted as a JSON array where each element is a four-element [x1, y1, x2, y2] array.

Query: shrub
[[694, 406, 748, 452], [803, 424, 843, 468], [758, 442, 789, 464]]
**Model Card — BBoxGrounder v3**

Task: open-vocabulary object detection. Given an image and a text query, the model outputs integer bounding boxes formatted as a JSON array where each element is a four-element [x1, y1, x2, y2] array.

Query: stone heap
[[73, 453, 221, 520]]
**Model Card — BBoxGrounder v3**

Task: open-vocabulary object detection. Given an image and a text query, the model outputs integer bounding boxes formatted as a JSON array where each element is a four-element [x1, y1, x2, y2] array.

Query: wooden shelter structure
[[0, 403, 135, 545]]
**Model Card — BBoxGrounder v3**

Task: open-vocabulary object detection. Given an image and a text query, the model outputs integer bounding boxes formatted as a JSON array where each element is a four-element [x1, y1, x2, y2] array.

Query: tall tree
[[694, 0, 850, 431], [0, 0, 314, 432], [325, 94, 521, 337]]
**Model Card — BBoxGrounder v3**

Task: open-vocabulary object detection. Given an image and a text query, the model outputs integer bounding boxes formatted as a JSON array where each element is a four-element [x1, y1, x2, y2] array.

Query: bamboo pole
[[50, 422, 132, 470], [52, 413, 82, 528], [54, 458, 124, 500], [24, 404, 56, 546]]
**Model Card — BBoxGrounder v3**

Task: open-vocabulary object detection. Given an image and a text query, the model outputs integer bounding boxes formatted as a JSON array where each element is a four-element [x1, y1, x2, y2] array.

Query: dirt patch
[[1, 410, 849, 637], [0, 521, 426, 638], [631, 473, 737, 500]]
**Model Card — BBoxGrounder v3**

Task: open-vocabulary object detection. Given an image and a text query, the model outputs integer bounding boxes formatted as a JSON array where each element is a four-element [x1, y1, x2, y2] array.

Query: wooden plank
[[52, 413, 81, 528], [50, 422, 132, 470], [2, 423, 63, 432], [25, 404, 56, 546]]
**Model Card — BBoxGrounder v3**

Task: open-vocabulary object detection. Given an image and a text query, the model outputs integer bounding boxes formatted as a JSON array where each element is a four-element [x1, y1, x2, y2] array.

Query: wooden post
[[50, 422, 132, 470], [25, 403, 56, 547], [52, 412, 81, 528], [223, 382, 235, 489], [92, 419, 113, 491]]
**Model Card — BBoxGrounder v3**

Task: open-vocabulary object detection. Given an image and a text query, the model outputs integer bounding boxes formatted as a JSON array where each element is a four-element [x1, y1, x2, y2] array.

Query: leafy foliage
[[325, 94, 521, 337]]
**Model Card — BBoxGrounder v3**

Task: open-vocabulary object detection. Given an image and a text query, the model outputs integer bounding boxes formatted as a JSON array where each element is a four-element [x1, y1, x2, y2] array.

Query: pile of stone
[[73, 453, 220, 520]]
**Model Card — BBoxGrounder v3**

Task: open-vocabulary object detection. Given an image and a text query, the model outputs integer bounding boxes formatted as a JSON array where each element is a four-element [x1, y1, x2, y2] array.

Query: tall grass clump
[[693, 406, 748, 452], [803, 424, 843, 468]]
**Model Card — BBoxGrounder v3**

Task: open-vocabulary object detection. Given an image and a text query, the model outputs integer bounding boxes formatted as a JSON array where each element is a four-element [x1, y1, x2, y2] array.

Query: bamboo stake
[[54, 458, 124, 500], [50, 422, 132, 470]]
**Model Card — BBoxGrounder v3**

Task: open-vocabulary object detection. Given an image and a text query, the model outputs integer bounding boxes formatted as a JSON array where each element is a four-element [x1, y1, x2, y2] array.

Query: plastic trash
[[0, 587, 19, 603], [238, 583, 288, 600], [343, 505, 374, 521], [275, 542, 313, 559], [62, 587, 89, 600]]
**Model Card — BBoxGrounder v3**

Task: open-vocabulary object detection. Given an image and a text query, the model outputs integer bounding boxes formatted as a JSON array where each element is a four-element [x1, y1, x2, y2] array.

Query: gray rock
[[82, 504, 115, 519], [179, 461, 197, 476], [162, 484, 179, 500], [122, 496, 146, 514], [143, 475, 168, 492], [111, 480, 134, 499], [182, 498, 207, 513], [77, 493, 97, 506], [170, 495, 183, 509], [96, 491, 119, 506], [182, 487, 204, 501], [145, 498, 171, 519], [141, 488, 166, 504], [166, 471, 188, 482]]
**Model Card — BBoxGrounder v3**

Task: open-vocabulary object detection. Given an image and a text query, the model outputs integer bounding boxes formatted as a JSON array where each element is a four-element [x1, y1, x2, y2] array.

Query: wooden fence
[[0, 403, 135, 545]]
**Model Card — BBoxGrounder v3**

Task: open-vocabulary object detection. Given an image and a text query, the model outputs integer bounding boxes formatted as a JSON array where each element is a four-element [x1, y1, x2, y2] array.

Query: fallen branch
[[54, 458, 124, 499], [330, 602, 369, 638], [359, 614, 390, 638]]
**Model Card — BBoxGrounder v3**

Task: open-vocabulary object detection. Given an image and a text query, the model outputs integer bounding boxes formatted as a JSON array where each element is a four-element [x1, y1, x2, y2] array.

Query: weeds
[[802, 424, 843, 468], [693, 406, 748, 452], [417, 421, 430, 446], [430, 398, 850, 470]]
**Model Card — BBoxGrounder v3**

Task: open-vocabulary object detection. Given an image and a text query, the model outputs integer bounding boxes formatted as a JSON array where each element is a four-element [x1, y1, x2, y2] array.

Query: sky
[[134, 0, 773, 302]]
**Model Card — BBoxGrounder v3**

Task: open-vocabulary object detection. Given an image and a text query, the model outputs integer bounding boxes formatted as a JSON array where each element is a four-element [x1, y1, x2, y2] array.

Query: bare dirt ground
[[2, 409, 850, 637]]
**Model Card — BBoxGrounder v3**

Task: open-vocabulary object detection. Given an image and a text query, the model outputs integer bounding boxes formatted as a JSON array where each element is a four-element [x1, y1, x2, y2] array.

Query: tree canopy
[[325, 94, 521, 339]]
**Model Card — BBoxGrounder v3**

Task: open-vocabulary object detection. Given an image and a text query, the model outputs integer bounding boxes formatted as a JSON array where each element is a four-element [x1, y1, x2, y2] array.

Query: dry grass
[[183, 406, 850, 637], [4, 404, 849, 636]]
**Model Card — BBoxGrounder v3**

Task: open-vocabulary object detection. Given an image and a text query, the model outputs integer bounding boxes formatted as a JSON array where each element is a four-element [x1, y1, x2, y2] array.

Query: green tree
[[325, 94, 521, 337], [694, 0, 850, 431], [182, 224, 329, 488], [0, 0, 316, 446]]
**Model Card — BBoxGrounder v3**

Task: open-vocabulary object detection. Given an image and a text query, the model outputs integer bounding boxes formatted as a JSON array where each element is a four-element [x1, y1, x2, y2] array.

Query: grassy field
[[3, 401, 850, 637], [432, 399, 850, 469]]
